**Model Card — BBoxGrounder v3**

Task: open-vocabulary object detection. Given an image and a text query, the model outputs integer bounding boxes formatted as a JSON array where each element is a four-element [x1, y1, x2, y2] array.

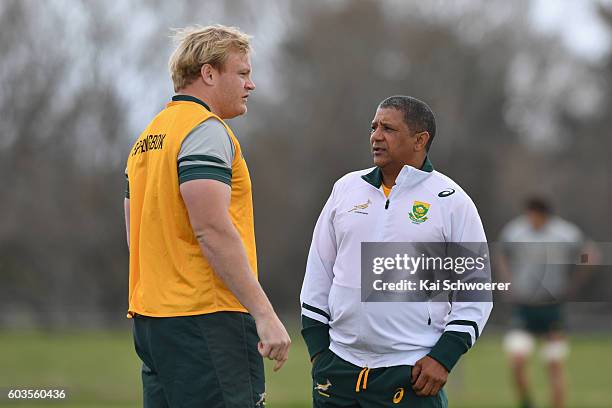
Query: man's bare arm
[[180, 179, 291, 370]]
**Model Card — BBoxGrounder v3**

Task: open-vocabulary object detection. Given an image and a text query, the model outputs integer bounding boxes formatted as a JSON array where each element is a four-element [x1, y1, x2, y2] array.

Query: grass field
[[0, 329, 610, 407]]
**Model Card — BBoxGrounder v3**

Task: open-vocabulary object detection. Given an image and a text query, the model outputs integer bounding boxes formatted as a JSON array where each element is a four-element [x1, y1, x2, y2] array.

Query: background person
[[498, 197, 588, 408]]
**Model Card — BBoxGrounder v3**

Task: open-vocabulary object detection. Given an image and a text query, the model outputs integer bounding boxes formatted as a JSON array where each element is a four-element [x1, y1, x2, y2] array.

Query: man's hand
[[411, 356, 448, 397], [255, 313, 291, 371]]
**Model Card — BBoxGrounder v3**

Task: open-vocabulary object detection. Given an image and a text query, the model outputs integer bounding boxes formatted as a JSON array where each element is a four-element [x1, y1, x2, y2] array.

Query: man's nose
[[370, 128, 383, 142], [246, 78, 256, 91]]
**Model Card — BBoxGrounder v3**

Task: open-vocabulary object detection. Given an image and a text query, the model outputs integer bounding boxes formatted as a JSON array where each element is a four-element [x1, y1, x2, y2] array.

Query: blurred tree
[[1, 0, 610, 327], [0, 0, 129, 326]]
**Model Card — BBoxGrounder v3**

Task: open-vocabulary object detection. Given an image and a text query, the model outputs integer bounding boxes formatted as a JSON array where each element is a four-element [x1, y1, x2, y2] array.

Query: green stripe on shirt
[[178, 154, 227, 166], [179, 165, 232, 186]]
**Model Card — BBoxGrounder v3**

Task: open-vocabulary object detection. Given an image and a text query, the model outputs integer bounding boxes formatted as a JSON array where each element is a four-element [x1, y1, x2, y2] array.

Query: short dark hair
[[378, 95, 436, 150], [525, 197, 552, 215]]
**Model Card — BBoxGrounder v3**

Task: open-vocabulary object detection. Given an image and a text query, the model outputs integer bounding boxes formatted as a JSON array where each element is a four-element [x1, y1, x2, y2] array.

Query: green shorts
[[311, 349, 447, 408], [132, 311, 265, 408], [514, 304, 564, 335]]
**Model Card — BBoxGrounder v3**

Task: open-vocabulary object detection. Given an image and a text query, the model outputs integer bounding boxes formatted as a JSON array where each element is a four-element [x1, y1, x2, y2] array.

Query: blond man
[[124, 25, 290, 408]]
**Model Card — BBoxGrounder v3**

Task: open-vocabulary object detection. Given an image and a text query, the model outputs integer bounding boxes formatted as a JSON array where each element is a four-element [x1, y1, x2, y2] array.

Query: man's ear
[[200, 64, 216, 86], [414, 131, 430, 152]]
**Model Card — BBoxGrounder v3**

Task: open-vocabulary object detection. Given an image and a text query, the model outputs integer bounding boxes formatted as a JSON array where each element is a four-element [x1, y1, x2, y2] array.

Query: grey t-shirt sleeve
[[177, 118, 235, 186]]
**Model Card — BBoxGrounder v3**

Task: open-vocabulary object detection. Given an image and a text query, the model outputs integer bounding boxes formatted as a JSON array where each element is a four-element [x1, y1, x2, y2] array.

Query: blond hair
[[168, 24, 252, 92]]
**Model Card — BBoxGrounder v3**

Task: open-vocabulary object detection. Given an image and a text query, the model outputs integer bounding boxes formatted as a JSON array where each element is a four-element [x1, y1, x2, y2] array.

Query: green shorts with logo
[[132, 311, 265, 408], [311, 349, 447, 408]]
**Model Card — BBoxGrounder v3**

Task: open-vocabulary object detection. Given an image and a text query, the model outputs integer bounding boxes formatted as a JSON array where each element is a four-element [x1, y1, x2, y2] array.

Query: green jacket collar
[[361, 156, 434, 188], [172, 94, 211, 112]]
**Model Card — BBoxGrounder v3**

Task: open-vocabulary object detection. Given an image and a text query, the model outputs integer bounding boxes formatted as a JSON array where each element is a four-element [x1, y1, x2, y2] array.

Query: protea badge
[[408, 201, 430, 224]]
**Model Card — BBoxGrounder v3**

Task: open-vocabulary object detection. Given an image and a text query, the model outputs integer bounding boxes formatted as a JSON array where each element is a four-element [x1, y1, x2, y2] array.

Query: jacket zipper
[[384, 185, 392, 209]]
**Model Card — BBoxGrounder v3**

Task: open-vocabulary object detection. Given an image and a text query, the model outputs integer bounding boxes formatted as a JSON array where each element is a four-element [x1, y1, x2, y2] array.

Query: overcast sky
[[530, 0, 612, 61]]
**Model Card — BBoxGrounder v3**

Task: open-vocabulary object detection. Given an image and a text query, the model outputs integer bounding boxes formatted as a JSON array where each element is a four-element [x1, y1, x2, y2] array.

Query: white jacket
[[300, 160, 493, 369]]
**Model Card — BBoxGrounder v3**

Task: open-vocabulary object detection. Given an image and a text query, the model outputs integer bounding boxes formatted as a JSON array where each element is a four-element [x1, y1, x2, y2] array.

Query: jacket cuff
[[301, 315, 330, 359], [427, 331, 471, 372]]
